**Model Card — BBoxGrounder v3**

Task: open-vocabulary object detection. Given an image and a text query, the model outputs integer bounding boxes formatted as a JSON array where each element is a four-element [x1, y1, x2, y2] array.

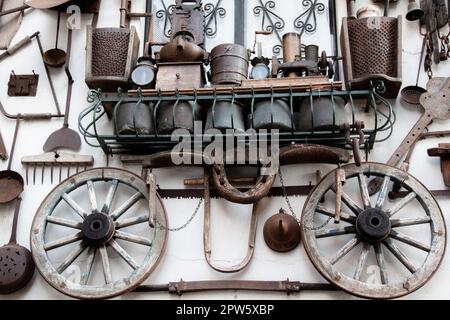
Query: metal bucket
[[251, 99, 294, 132], [156, 100, 202, 134], [115, 102, 155, 135], [210, 44, 250, 85], [298, 96, 349, 131], [205, 100, 246, 132]]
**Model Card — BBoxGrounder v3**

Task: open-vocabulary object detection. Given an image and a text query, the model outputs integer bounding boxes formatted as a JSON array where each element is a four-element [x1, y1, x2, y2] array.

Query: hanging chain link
[[278, 168, 332, 231], [157, 198, 203, 232]]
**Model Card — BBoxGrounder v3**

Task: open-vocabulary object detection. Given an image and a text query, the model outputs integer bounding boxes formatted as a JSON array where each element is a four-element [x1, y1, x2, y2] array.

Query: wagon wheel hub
[[82, 212, 115, 246], [356, 208, 391, 243]]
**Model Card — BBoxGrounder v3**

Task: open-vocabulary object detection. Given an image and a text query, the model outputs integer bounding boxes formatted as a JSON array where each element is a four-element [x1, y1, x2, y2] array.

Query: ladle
[[401, 36, 428, 105], [0, 117, 24, 204], [0, 197, 35, 294], [43, 10, 66, 68]]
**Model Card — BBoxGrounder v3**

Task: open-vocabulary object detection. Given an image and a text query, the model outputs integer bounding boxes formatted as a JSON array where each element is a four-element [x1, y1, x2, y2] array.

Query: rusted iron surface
[[263, 209, 301, 252], [134, 279, 339, 295], [0, 198, 35, 294], [428, 143, 450, 186]]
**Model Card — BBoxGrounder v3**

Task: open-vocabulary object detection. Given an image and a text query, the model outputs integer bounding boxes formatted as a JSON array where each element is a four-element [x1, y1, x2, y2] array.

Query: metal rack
[[78, 81, 394, 155]]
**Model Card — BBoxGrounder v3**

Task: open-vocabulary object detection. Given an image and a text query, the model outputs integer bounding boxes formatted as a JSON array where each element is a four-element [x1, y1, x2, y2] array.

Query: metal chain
[[278, 168, 332, 231], [157, 198, 203, 232]]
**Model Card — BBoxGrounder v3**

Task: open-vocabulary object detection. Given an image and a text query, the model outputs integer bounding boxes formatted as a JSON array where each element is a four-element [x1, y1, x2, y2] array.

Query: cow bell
[[263, 209, 301, 252], [205, 100, 246, 132], [156, 100, 203, 134], [251, 99, 294, 131], [406, 0, 424, 21]]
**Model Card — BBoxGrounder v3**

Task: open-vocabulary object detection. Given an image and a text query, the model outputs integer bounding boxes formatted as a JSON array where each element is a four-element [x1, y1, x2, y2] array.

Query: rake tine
[[33, 163, 36, 185], [41, 163, 45, 185], [26, 166, 29, 185], [51, 164, 54, 184]]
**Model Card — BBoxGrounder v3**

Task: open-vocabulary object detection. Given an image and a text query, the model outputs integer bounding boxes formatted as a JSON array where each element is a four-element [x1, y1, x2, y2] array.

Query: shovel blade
[[43, 128, 81, 153]]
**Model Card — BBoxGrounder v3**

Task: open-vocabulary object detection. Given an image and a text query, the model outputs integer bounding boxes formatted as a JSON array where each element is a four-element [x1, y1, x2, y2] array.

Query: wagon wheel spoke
[[46, 216, 82, 229], [80, 247, 97, 285], [99, 245, 112, 284], [387, 192, 417, 218], [315, 226, 356, 239], [44, 232, 84, 251], [62, 193, 88, 219], [87, 181, 98, 213], [316, 205, 356, 225], [115, 215, 150, 229], [358, 173, 371, 209], [330, 237, 360, 265], [110, 239, 139, 270], [331, 187, 362, 215], [56, 242, 87, 274], [110, 192, 142, 221], [376, 176, 391, 209], [389, 230, 431, 252], [383, 238, 417, 273], [354, 242, 371, 281], [390, 217, 431, 228], [114, 230, 153, 247], [374, 243, 389, 284], [101, 179, 119, 214]]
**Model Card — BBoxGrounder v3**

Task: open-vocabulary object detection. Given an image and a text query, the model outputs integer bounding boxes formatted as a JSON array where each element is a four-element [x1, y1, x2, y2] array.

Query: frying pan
[[0, 117, 24, 204], [0, 197, 35, 294]]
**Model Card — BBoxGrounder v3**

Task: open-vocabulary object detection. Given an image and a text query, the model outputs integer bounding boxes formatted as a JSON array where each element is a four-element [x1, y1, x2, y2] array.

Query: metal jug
[[115, 102, 155, 135], [251, 99, 294, 132], [205, 100, 246, 132], [156, 100, 202, 134], [297, 96, 349, 132]]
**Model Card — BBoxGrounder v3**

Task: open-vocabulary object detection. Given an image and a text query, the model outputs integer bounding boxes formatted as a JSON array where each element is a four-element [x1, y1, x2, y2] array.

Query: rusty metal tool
[[428, 144, 450, 186], [43, 27, 81, 152], [133, 279, 340, 295], [263, 209, 301, 253], [0, 5, 29, 18], [0, 130, 7, 160], [43, 10, 66, 68], [21, 152, 94, 185], [368, 77, 450, 195], [0, 117, 24, 204], [0, 32, 39, 61], [7, 70, 39, 96], [0, 197, 35, 294]]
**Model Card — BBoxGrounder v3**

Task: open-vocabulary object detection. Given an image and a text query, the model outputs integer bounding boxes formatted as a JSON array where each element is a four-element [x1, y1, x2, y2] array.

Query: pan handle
[[8, 198, 22, 245]]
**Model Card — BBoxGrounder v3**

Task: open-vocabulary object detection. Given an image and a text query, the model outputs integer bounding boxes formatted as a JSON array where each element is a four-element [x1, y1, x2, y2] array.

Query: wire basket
[[79, 81, 395, 155]]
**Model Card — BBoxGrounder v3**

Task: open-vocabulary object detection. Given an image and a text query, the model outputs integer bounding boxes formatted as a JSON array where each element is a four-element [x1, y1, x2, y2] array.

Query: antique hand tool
[[0, 117, 24, 204], [43, 27, 81, 152], [401, 36, 428, 105], [21, 152, 94, 184], [133, 279, 339, 295], [263, 209, 301, 253], [0, 197, 35, 294], [43, 10, 66, 68], [7, 70, 39, 96], [368, 77, 450, 195], [428, 144, 450, 186], [0, 130, 8, 160], [0, 32, 39, 62], [0, 4, 29, 18]]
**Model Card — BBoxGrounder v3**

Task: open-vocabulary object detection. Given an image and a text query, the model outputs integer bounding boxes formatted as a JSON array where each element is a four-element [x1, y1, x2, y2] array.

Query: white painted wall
[[0, 0, 449, 300]]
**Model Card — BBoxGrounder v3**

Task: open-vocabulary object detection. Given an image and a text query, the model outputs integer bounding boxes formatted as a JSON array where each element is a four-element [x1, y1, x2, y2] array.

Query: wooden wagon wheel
[[301, 163, 446, 299], [31, 168, 168, 299]]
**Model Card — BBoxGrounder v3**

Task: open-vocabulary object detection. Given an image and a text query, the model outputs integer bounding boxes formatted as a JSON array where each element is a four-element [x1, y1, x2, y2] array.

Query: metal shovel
[[43, 27, 80, 152]]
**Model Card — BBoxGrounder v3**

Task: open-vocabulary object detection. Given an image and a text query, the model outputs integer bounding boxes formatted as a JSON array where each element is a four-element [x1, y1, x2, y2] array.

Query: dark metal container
[[156, 100, 202, 134], [115, 102, 155, 135], [298, 96, 349, 131], [251, 99, 294, 132], [210, 44, 250, 85], [205, 100, 246, 132]]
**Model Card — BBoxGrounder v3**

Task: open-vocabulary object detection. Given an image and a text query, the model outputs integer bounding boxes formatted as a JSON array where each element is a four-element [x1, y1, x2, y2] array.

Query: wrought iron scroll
[[294, 0, 325, 37], [205, 0, 226, 37], [253, 0, 285, 55], [155, 0, 226, 39], [155, 1, 175, 38]]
